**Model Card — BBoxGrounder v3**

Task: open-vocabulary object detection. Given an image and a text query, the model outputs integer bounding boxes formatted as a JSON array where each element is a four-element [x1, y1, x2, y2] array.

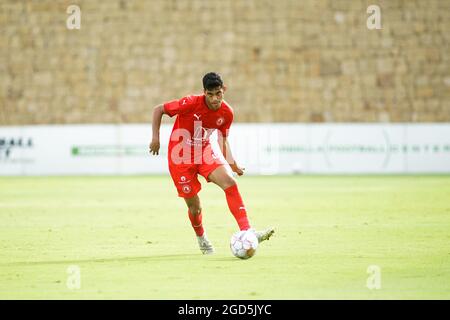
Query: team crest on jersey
[[178, 176, 191, 184], [216, 117, 225, 126], [182, 185, 192, 194]]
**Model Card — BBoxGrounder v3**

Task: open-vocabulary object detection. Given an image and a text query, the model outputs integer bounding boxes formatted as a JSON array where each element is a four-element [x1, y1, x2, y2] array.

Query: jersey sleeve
[[163, 96, 195, 117]]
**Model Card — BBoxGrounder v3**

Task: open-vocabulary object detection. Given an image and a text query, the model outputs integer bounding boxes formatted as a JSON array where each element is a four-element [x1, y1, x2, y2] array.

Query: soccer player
[[149, 72, 274, 254]]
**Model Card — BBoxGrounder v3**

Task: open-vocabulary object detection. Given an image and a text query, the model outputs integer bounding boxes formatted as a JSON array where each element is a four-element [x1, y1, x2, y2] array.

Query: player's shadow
[[0, 254, 203, 267]]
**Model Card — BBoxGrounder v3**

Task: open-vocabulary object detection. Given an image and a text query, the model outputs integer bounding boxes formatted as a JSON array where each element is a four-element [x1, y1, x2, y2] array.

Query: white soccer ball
[[230, 230, 259, 259]]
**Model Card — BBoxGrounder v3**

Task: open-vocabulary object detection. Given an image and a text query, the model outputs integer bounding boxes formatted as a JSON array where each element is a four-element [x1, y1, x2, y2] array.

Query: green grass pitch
[[0, 175, 449, 299]]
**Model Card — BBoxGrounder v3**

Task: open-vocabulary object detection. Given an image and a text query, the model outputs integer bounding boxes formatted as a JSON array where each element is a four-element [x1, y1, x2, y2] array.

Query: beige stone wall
[[1, 0, 449, 125]]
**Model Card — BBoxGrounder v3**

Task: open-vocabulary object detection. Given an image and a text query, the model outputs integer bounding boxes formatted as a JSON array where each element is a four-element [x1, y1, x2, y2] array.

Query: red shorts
[[168, 145, 226, 198]]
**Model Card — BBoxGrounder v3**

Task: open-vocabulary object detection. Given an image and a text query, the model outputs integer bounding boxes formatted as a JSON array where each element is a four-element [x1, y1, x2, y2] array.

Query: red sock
[[224, 184, 251, 231], [188, 210, 204, 237]]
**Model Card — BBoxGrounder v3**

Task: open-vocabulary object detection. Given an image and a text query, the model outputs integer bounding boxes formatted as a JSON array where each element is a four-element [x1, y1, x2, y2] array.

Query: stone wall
[[1, 0, 449, 124]]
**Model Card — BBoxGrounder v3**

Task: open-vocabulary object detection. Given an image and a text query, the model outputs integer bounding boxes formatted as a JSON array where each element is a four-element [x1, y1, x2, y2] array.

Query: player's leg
[[184, 194, 204, 237], [168, 164, 214, 254], [184, 194, 214, 255], [207, 165, 251, 231], [206, 165, 275, 243]]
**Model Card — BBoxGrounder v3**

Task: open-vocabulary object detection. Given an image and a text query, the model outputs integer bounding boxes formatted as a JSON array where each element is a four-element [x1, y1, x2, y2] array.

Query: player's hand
[[149, 138, 160, 155], [230, 163, 245, 176]]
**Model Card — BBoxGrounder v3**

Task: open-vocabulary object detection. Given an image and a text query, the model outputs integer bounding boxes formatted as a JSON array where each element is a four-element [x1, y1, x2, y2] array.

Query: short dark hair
[[202, 72, 223, 90]]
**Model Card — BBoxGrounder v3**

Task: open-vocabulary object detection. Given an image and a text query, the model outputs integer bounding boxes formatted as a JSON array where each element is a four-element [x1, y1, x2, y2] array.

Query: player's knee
[[222, 176, 236, 190], [189, 205, 202, 215]]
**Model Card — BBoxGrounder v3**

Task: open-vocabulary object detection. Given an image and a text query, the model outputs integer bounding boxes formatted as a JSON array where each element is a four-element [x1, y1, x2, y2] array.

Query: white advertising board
[[0, 124, 449, 175]]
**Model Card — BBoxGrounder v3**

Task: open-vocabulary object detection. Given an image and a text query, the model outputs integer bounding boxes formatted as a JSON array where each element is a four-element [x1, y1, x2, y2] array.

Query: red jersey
[[164, 94, 234, 164]]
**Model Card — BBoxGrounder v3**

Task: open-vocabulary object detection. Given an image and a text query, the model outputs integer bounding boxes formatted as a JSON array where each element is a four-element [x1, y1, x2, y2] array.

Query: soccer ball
[[230, 230, 259, 259]]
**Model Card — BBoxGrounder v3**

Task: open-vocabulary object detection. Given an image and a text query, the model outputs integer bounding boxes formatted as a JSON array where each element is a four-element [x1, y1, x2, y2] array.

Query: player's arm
[[149, 96, 193, 155], [149, 104, 165, 155], [217, 134, 245, 176]]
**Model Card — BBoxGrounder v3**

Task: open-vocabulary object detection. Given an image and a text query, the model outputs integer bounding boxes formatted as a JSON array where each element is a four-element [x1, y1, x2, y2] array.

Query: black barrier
[[0, 300, 445, 319]]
